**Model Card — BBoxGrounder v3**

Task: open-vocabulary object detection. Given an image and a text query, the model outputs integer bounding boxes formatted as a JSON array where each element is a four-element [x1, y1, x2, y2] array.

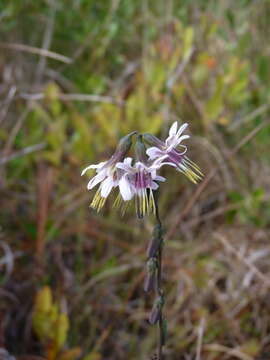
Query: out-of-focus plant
[[32, 286, 81, 360]]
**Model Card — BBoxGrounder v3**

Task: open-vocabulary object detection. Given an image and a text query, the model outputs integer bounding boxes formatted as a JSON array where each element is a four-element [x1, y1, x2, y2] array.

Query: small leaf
[[55, 313, 69, 349], [183, 27, 194, 60], [35, 286, 52, 313]]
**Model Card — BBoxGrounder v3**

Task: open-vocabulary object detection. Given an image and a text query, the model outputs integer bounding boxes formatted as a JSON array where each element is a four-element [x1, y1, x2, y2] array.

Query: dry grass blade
[[0, 42, 72, 63], [0, 143, 46, 165], [0, 86, 16, 125], [203, 344, 254, 360], [19, 92, 123, 105], [215, 232, 270, 289], [196, 317, 205, 360]]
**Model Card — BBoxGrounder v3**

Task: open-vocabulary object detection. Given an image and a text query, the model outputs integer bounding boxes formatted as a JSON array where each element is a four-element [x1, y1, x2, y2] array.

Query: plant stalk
[[154, 194, 164, 360]]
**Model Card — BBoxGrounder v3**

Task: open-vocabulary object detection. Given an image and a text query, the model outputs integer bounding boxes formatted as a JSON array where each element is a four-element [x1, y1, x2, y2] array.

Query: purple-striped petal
[[146, 147, 164, 160]]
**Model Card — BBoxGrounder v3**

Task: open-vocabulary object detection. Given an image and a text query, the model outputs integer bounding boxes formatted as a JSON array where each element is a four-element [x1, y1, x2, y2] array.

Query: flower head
[[82, 122, 203, 216], [144, 121, 203, 183], [116, 157, 165, 218], [81, 131, 137, 211]]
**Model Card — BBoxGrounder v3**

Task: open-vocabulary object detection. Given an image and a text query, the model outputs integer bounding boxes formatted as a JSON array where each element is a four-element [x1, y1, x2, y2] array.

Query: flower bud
[[143, 133, 164, 148], [149, 296, 164, 325], [110, 131, 137, 164], [147, 223, 163, 258], [135, 134, 148, 163]]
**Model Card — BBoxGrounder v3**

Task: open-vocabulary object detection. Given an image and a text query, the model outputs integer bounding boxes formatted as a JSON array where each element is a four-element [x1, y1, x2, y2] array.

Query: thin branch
[[35, 0, 57, 83], [166, 47, 194, 90], [0, 86, 16, 125], [0, 42, 72, 64], [3, 106, 31, 157], [0, 143, 46, 165], [196, 317, 205, 360], [228, 103, 270, 131], [215, 232, 270, 289], [19, 92, 124, 105]]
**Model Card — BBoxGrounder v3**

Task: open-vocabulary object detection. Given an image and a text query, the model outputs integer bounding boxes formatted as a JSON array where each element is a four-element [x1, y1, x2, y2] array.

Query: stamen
[[149, 189, 156, 215], [113, 193, 122, 209], [90, 189, 106, 212], [184, 156, 204, 176]]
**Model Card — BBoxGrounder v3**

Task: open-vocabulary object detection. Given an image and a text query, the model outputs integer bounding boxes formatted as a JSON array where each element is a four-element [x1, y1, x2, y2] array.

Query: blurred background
[[0, 0, 270, 359]]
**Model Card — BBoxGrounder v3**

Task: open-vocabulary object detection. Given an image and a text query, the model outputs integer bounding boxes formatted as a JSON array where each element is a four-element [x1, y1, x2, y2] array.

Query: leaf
[[183, 27, 194, 60], [55, 313, 69, 349], [44, 82, 62, 117], [205, 76, 224, 121], [35, 286, 52, 313]]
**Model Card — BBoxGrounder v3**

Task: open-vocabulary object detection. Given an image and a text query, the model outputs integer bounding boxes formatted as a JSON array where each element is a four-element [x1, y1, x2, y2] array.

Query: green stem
[[154, 194, 164, 360]]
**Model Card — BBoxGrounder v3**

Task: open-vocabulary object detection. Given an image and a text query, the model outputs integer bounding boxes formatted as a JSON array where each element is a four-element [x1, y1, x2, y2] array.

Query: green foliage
[[2, 0, 270, 359]]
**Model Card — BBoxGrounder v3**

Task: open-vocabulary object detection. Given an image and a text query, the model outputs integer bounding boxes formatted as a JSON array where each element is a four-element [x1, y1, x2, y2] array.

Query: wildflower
[[115, 158, 166, 218], [81, 132, 136, 211], [144, 122, 203, 183]]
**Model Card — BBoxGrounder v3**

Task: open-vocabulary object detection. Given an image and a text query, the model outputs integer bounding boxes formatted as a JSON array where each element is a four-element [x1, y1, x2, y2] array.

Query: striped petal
[[146, 147, 164, 160]]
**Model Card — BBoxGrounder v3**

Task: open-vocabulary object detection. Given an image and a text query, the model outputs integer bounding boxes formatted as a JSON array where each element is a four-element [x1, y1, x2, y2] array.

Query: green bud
[[143, 133, 164, 148], [135, 134, 148, 163], [149, 296, 164, 324], [116, 131, 137, 154], [109, 131, 137, 164]]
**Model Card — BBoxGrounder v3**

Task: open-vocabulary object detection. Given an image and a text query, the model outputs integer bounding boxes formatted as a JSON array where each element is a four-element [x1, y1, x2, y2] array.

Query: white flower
[[81, 160, 121, 211], [81, 131, 137, 212], [116, 158, 166, 217], [146, 121, 203, 183]]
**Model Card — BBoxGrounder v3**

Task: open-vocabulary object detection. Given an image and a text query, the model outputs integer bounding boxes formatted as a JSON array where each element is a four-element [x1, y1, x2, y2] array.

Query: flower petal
[[100, 177, 114, 198], [176, 123, 188, 137], [146, 147, 164, 160], [169, 121, 178, 137], [119, 175, 134, 201], [87, 171, 106, 190], [151, 181, 159, 190], [123, 157, 133, 166], [81, 161, 106, 176], [155, 175, 166, 182], [175, 134, 190, 147], [116, 158, 134, 173]]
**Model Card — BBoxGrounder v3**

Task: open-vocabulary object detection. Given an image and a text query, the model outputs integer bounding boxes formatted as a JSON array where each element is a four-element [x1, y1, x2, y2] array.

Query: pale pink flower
[[145, 121, 203, 183], [81, 132, 136, 211], [116, 158, 166, 217]]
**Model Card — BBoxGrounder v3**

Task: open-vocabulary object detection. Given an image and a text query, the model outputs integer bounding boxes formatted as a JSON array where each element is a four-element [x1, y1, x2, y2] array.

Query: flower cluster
[[81, 122, 203, 217]]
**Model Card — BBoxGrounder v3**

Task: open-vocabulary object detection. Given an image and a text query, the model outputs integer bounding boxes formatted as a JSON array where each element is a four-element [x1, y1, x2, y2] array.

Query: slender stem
[[154, 194, 164, 360], [157, 247, 163, 360]]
